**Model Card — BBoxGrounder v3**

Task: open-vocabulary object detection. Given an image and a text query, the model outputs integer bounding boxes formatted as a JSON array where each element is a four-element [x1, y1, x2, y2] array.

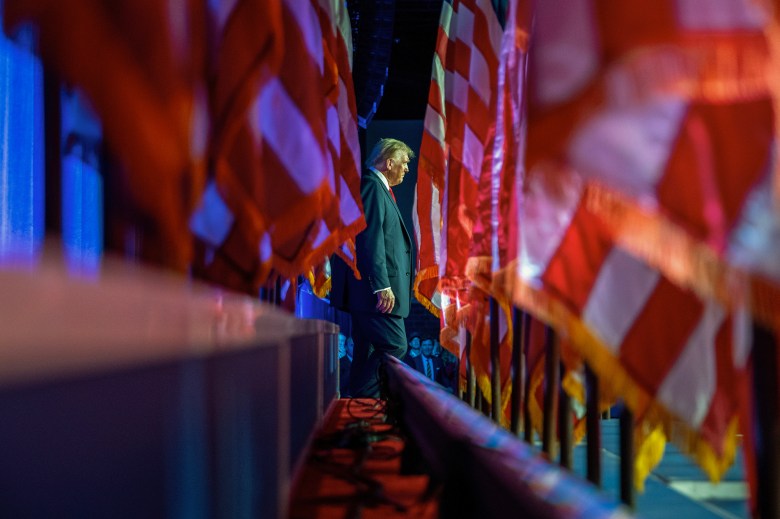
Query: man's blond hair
[[365, 138, 415, 169]]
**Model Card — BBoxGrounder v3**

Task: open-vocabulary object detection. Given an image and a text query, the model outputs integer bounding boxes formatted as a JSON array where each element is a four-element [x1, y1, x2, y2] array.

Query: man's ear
[[385, 157, 393, 171]]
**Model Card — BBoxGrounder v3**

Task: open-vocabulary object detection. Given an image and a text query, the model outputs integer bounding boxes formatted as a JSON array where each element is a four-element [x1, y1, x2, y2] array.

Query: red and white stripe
[[466, 0, 531, 416], [316, 0, 364, 277], [514, 0, 776, 481], [414, 0, 453, 315], [191, 0, 362, 292], [414, 0, 503, 322]]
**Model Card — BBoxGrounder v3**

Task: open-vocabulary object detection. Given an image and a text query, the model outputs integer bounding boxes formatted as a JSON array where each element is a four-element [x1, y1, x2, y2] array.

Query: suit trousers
[[348, 311, 407, 398]]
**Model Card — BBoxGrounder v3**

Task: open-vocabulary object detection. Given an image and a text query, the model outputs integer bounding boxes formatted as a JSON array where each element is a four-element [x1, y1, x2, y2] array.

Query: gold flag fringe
[[306, 268, 332, 299], [413, 266, 441, 317], [634, 426, 667, 492]]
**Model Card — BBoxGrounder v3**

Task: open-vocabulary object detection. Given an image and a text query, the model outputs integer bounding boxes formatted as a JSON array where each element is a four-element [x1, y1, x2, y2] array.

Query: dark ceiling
[[348, 0, 443, 122], [375, 0, 442, 120]]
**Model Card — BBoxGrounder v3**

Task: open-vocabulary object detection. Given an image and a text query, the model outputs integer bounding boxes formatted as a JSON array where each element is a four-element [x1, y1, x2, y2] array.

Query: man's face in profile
[[386, 153, 410, 187]]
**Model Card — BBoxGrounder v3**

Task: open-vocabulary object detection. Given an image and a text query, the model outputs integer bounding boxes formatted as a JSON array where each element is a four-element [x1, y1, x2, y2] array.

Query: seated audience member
[[404, 332, 421, 365], [411, 337, 445, 386], [440, 347, 459, 393], [339, 336, 354, 397]]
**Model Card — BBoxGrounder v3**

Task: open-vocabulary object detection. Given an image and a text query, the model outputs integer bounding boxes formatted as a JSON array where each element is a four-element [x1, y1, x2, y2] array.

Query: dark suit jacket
[[330, 169, 413, 318], [412, 355, 445, 385]]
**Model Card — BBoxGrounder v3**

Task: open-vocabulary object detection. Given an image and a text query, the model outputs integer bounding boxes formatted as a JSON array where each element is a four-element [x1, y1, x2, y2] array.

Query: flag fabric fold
[[497, 0, 780, 487], [414, 0, 505, 410], [6, 0, 365, 293], [5, 0, 209, 270], [414, 0, 453, 317], [190, 0, 363, 294]]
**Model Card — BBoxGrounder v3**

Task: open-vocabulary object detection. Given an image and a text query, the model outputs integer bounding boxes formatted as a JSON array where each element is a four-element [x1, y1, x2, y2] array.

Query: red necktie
[[389, 187, 397, 203]]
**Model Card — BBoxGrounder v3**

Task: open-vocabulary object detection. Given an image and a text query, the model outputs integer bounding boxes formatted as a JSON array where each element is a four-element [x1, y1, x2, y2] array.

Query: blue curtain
[[0, 16, 44, 264]]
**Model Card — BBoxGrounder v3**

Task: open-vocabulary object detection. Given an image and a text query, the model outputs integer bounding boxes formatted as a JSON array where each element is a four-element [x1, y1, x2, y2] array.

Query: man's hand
[[376, 287, 396, 313]]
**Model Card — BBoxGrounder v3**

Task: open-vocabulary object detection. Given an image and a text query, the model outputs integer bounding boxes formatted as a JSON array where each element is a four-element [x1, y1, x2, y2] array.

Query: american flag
[[191, 0, 363, 294], [189, 0, 284, 291], [513, 180, 749, 483], [415, 0, 506, 409], [413, 0, 452, 317], [314, 0, 364, 291], [513, 0, 778, 485], [4, 0, 209, 271], [414, 0, 503, 329], [464, 0, 531, 421]]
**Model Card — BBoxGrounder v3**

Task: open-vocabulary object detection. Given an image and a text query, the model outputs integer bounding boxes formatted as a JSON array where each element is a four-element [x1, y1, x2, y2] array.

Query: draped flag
[[191, 0, 362, 294], [414, 0, 452, 317], [465, 0, 532, 421], [316, 0, 364, 261], [189, 0, 283, 291], [508, 0, 778, 484], [310, 0, 365, 294], [6, 0, 364, 292], [525, 0, 780, 329], [415, 0, 505, 315], [4, 0, 209, 270], [512, 166, 751, 484], [438, 0, 503, 297], [414, 0, 504, 366]]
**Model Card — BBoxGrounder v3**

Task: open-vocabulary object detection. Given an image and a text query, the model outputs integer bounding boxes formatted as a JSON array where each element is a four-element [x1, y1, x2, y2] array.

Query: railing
[[383, 356, 632, 519], [458, 298, 773, 518], [0, 258, 339, 518]]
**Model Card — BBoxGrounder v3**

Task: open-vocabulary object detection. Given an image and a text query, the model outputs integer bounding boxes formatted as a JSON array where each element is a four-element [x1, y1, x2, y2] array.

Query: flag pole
[[510, 308, 525, 435], [465, 330, 476, 407], [490, 296, 502, 421], [585, 363, 602, 486], [523, 314, 534, 444], [558, 361, 573, 469], [542, 326, 559, 457]]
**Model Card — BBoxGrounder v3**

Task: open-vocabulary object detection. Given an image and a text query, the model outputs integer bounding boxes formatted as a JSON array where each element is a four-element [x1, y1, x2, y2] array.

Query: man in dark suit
[[331, 138, 415, 397], [412, 337, 446, 386]]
